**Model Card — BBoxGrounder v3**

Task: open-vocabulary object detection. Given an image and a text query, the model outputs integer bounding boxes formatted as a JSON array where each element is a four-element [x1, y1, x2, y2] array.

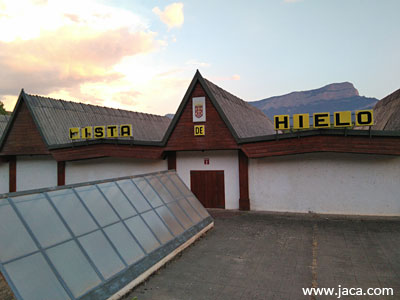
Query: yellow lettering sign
[[107, 125, 118, 138], [94, 126, 105, 139], [69, 124, 132, 139], [293, 114, 310, 129], [194, 125, 205, 136], [81, 126, 92, 139], [313, 112, 330, 128], [69, 127, 80, 140], [334, 111, 352, 127], [355, 110, 373, 126], [120, 124, 132, 137], [273, 110, 374, 130], [274, 115, 290, 130]]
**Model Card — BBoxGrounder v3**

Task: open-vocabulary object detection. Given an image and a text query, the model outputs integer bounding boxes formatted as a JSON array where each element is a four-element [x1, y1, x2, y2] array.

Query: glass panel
[[116, 179, 151, 213], [97, 182, 136, 219], [0, 199, 38, 262], [48, 189, 98, 236], [0, 172, 212, 300], [124, 216, 160, 253], [146, 176, 174, 203], [167, 202, 193, 230], [4, 252, 71, 300], [186, 196, 210, 219], [156, 206, 184, 236], [133, 178, 163, 208], [47, 240, 101, 298], [104, 223, 145, 265], [75, 186, 118, 227], [179, 198, 201, 223], [13, 194, 71, 248], [141, 210, 173, 244], [78, 230, 125, 279], [169, 173, 192, 196], [158, 174, 182, 199]]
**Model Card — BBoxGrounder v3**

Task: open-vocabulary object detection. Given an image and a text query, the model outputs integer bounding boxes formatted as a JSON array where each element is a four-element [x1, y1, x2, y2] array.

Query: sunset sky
[[0, 0, 399, 115]]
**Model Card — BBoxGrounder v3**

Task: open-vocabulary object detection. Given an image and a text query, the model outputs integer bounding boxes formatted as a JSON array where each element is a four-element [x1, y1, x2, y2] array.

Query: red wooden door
[[190, 171, 225, 208]]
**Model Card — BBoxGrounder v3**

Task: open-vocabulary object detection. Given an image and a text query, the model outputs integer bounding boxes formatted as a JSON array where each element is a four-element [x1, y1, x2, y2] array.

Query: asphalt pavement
[[124, 209, 400, 300]]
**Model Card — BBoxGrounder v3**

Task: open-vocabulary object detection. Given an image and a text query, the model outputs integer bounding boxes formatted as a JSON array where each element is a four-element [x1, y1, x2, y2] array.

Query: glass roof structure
[[0, 170, 213, 300]]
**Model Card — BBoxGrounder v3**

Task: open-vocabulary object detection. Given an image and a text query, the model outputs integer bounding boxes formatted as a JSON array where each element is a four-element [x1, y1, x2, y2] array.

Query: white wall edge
[[246, 209, 400, 218]]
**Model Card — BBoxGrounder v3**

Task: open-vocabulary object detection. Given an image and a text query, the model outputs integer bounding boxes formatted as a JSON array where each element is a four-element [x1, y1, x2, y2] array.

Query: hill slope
[[250, 82, 378, 120], [372, 88, 400, 131]]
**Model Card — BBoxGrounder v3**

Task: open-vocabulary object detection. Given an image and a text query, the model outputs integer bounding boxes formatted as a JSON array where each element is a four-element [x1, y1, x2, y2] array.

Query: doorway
[[190, 170, 225, 208]]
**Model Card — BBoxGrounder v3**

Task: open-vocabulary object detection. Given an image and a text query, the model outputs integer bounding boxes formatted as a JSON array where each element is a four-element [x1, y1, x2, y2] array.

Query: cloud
[[210, 74, 241, 82], [231, 74, 241, 80], [153, 3, 184, 29], [111, 89, 141, 106], [0, 27, 161, 95], [186, 59, 211, 68], [155, 69, 186, 78], [0, 95, 17, 112], [0, 0, 191, 116], [0, 0, 166, 109]]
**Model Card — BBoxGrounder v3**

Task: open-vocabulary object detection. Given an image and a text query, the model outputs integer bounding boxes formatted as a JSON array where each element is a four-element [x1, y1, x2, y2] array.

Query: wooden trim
[[242, 135, 400, 158], [165, 82, 238, 151], [161, 70, 240, 144], [57, 161, 65, 186], [167, 152, 176, 170], [238, 151, 250, 211], [51, 144, 164, 161], [9, 156, 16, 193], [0, 156, 11, 163], [0, 100, 49, 155]]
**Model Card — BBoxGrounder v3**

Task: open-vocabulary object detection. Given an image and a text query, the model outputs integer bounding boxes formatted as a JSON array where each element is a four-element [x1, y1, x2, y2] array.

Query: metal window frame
[[0, 170, 213, 300]]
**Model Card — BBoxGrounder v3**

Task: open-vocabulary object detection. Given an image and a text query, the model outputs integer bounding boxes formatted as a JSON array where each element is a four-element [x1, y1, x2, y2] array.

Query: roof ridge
[[201, 76, 275, 139], [25, 93, 170, 120], [203, 78, 245, 102], [203, 78, 270, 116]]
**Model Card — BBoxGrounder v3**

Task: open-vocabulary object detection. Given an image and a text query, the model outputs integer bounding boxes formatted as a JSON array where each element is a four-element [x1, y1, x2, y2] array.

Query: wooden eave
[[240, 131, 400, 158]]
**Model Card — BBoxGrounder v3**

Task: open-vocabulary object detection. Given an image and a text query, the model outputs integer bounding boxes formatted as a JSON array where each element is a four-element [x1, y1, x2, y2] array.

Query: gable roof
[[203, 78, 275, 139], [0, 115, 10, 139], [1, 91, 171, 151], [162, 70, 275, 144], [372, 88, 400, 131]]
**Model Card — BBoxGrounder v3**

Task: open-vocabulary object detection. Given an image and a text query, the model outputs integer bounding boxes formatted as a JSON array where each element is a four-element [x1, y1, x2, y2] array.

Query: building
[[1, 71, 400, 215]]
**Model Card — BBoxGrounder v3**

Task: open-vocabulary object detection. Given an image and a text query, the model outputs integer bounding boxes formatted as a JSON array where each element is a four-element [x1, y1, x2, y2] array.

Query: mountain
[[372, 88, 400, 131], [164, 113, 174, 119], [249, 82, 378, 120]]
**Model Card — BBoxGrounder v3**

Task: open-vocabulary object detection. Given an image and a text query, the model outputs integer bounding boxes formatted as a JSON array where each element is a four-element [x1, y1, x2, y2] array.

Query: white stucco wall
[[16, 155, 57, 191], [65, 157, 167, 185], [249, 153, 400, 216], [0, 162, 9, 194], [176, 150, 239, 209]]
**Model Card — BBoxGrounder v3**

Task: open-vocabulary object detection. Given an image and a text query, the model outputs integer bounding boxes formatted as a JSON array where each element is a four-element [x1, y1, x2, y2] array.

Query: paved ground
[[0, 273, 15, 300], [124, 210, 400, 300]]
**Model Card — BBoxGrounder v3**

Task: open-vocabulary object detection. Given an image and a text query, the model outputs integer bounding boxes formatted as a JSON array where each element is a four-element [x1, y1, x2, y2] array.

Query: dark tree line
[[0, 101, 7, 115]]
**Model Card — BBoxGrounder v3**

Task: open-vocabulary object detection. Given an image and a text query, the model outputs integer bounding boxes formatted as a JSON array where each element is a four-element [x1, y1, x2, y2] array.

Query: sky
[[0, 0, 399, 115]]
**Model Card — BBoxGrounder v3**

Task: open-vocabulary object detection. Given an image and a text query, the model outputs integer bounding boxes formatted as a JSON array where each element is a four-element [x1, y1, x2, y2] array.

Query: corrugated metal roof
[[23, 94, 171, 147], [0, 115, 10, 139], [372, 88, 400, 131], [203, 78, 275, 139]]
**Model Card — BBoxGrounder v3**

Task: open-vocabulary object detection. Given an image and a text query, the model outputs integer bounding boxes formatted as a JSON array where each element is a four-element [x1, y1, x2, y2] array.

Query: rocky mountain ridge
[[249, 82, 378, 120]]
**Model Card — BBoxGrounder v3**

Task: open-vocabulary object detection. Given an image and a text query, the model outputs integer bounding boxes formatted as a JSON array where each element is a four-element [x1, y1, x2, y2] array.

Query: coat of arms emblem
[[195, 104, 203, 119]]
